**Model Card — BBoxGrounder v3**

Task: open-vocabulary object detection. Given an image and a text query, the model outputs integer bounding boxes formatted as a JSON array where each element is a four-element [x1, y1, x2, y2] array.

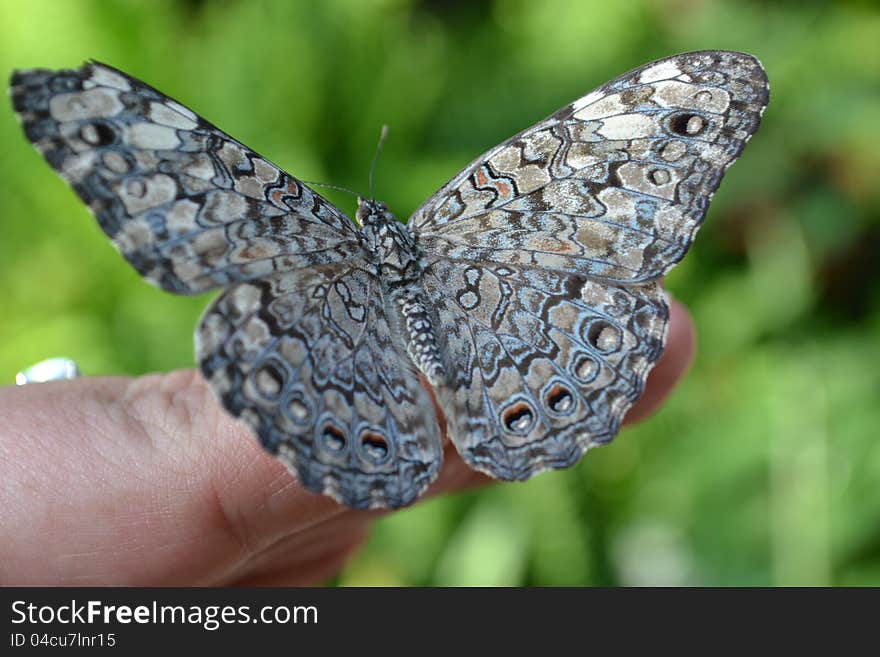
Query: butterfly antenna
[[300, 180, 360, 198], [369, 124, 389, 200]]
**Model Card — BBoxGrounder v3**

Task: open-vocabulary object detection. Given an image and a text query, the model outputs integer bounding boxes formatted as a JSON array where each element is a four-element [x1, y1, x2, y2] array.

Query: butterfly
[[10, 51, 769, 509]]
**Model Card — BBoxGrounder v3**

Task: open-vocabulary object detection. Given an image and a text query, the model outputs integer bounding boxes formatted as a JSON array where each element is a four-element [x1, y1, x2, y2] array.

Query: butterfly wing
[[412, 51, 768, 479], [423, 261, 667, 479], [197, 263, 443, 508], [411, 50, 769, 284], [10, 62, 362, 294]]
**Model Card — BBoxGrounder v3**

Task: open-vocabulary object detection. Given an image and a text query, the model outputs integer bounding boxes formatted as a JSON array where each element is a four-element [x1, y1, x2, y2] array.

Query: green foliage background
[[1, 0, 878, 585]]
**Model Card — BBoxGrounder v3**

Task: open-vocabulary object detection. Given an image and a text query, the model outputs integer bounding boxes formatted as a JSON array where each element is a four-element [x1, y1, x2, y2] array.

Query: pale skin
[[0, 300, 694, 586]]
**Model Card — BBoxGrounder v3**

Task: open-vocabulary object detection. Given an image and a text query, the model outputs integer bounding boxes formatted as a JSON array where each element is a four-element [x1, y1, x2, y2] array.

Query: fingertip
[[624, 295, 696, 425]]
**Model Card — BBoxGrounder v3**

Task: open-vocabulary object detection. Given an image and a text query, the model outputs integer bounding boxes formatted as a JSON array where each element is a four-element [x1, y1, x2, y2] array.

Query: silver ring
[[15, 358, 81, 385]]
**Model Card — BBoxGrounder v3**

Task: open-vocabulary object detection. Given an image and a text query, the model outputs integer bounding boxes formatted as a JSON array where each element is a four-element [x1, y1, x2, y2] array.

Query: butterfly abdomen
[[395, 290, 446, 385]]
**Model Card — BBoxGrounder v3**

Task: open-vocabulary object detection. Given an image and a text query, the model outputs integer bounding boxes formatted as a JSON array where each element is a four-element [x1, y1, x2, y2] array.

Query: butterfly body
[[10, 51, 769, 508], [357, 199, 446, 384]]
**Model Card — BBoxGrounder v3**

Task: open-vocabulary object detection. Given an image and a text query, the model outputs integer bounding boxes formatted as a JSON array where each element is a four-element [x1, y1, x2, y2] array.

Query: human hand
[[0, 299, 694, 586]]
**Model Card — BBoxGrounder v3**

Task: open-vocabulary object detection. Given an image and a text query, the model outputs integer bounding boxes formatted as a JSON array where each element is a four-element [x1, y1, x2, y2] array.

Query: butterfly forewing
[[410, 50, 769, 283], [10, 62, 362, 294]]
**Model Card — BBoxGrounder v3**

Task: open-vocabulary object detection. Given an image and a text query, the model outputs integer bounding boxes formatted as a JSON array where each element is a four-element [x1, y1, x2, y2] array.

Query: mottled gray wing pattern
[[424, 260, 667, 480], [411, 51, 768, 480], [10, 62, 362, 294], [196, 262, 443, 508], [411, 51, 769, 283]]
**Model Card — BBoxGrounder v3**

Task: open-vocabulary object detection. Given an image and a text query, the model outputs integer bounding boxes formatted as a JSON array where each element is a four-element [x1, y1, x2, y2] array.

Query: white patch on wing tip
[[48, 88, 124, 121], [166, 100, 199, 122], [149, 101, 198, 130], [572, 91, 628, 120], [125, 122, 181, 150], [638, 60, 682, 84], [651, 80, 731, 114], [597, 113, 656, 139], [570, 89, 605, 113], [88, 65, 132, 91]]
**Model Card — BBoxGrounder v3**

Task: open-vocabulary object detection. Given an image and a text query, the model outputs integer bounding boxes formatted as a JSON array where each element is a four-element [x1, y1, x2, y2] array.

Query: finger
[[228, 512, 373, 586], [0, 370, 487, 585], [624, 296, 696, 425], [0, 371, 352, 584]]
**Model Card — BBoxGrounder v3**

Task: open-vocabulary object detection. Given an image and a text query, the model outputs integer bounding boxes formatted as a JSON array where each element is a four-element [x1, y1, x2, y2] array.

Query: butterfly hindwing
[[196, 261, 444, 509], [423, 259, 668, 479]]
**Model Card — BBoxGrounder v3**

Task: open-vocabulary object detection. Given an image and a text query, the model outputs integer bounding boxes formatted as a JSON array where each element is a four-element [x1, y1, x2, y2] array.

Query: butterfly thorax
[[356, 199, 445, 384], [357, 199, 421, 279]]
